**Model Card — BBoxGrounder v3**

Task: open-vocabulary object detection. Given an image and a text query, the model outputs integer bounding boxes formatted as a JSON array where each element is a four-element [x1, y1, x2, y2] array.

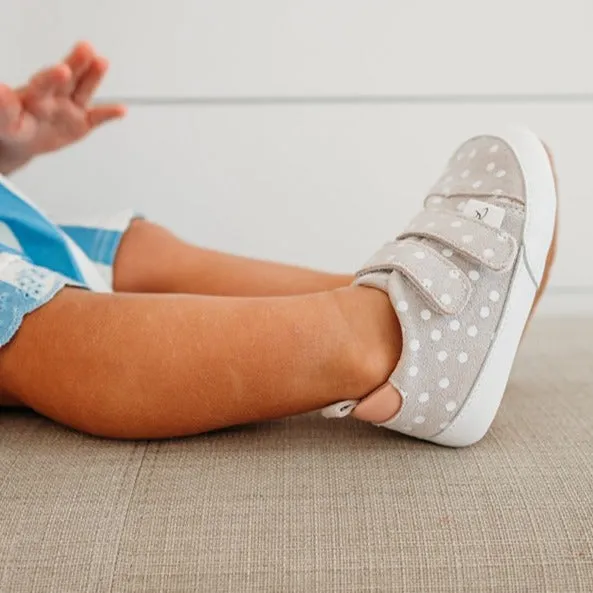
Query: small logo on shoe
[[463, 199, 505, 229], [474, 207, 489, 221]]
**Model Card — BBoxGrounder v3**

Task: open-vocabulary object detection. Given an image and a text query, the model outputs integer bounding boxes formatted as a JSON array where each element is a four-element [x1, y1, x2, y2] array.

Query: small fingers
[[19, 64, 71, 119], [64, 41, 96, 84], [88, 104, 127, 128], [25, 64, 71, 100], [72, 57, 109, 106]]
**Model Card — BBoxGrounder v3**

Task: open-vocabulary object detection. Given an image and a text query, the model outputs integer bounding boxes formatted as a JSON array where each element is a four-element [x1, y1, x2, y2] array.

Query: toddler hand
[[0, 41, 126, 174]]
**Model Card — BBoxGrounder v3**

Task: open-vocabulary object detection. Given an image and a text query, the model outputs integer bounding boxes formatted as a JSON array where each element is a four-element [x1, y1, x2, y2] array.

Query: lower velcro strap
[[357, 240, 472, 315]]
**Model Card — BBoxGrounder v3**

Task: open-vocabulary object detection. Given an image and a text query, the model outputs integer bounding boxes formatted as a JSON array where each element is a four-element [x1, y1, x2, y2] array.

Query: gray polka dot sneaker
[[323, 127, 558, 447]]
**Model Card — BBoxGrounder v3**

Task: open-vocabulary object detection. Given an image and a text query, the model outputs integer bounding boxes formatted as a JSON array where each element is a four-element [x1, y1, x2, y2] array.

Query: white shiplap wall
[[3, 1, 593, 313]]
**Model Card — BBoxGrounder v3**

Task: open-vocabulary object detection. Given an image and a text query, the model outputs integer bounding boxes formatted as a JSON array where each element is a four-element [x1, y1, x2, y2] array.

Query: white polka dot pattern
[[357, 239, 473, 316], [349, 135, 527, 440], [428, 135, 524, 202], [399, 209, 518, 271]]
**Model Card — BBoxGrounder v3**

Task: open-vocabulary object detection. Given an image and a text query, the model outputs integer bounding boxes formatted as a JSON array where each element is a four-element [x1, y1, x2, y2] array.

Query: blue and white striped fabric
[[0, 174, 136, 348]]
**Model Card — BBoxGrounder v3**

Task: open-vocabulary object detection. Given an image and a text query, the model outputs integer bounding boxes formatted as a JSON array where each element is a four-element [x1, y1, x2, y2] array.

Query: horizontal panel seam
[[97, 94, 593, 107]]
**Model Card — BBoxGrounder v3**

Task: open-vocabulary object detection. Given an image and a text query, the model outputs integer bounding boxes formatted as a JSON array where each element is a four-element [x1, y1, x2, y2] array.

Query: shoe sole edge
[[429, 126, 558, 447]]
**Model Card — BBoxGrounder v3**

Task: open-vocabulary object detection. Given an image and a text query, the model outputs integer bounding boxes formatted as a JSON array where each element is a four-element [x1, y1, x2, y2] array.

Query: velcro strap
[[357, 240, 472, 315], [399, 209, 517, 271]]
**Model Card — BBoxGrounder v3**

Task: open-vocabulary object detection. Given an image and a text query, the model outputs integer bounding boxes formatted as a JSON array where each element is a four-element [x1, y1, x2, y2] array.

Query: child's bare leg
[[0, 221, 356, 410], [114, 220, 353, 296], [0, 285, 401, 439]]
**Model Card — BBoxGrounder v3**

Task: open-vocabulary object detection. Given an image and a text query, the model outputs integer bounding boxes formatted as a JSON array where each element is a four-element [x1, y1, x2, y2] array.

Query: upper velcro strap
[[398, 209, 517, 271], [357, 239, 472, 315]]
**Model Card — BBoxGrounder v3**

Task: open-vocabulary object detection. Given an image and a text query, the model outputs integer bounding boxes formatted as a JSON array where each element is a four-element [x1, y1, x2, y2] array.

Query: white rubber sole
[[0, 174, 110, 292], [429, 127, 557, 447]]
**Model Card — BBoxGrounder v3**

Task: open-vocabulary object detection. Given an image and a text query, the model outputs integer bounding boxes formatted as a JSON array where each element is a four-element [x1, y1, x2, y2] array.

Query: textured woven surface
[[1, 317, 592, 592]]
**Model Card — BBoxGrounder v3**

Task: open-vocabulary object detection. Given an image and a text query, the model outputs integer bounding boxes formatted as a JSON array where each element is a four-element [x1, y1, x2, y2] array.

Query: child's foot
[[324, 127, 558, 447]]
